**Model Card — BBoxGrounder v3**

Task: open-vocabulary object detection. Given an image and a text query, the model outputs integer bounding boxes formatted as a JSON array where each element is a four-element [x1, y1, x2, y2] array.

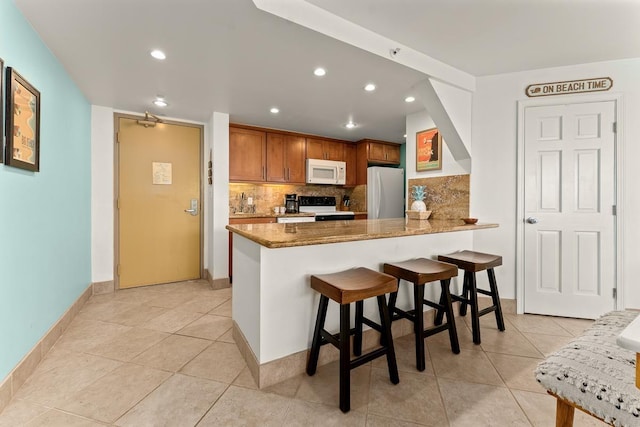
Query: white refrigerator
[[367, 167, 405, 219]]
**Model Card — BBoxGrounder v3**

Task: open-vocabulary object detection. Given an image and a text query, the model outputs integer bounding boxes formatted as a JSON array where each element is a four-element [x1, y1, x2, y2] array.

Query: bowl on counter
[[461, 217, 478, 224]]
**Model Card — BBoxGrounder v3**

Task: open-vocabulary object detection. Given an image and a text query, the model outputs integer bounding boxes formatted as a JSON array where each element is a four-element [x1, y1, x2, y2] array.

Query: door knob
[[184, 199, 198, 216], [526, 217, 539, 224]]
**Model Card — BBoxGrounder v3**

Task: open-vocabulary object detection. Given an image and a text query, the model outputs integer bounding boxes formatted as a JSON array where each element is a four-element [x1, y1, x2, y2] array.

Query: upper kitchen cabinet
[[359, 139, 401, 164], [229, 126, 267, 182], [344, 143, 357, 187], [266, 133, 306, 184], [306, 138, 344, 161], [356, 139, 401, 185]]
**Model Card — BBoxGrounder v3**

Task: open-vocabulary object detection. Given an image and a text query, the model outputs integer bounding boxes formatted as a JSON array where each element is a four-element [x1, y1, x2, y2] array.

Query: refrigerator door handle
[[376, 172, 382, 218]]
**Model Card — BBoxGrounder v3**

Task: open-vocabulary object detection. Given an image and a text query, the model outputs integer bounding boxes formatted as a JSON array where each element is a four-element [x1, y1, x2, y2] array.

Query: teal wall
[[0, 0, 91, 379]]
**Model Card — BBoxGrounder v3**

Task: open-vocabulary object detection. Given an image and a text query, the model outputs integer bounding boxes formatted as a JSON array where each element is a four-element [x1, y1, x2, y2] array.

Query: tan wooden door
[[117, 116, 202, 289]]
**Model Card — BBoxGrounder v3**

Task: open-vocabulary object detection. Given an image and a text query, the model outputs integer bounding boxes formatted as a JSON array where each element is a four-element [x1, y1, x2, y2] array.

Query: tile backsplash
[[408, 174, 470, 219], [229, 183, 366, 215]]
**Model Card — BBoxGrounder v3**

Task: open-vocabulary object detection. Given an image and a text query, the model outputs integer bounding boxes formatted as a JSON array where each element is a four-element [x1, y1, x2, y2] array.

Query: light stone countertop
[[228, 211, 367, 220], [226, 218, 498, 248]]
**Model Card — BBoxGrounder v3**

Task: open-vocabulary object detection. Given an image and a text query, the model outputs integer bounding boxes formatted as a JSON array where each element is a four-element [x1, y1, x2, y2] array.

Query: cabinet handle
[[262, 166, 265, 180]]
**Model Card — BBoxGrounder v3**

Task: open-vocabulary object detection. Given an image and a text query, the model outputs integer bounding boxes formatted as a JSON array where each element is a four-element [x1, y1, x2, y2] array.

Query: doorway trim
[[515, 93, 625, 314], [113, 112, 205, 290]]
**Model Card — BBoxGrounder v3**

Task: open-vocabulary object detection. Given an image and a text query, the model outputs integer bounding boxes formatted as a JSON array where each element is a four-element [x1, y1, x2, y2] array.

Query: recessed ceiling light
[[313, 67, 326, 77], [150, 49, 166, 60], [270, 107, 280, 114], [405, 96, 415, 103], [403, 134, 407, 138], [364, 83, 376, 92], [153, 97, 167, 107], [345, 121, 356, 129]]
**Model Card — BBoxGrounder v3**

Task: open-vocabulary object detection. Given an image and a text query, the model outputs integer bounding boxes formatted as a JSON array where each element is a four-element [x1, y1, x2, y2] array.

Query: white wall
[[405, 79, 473, 181], [91, 105, 115, 282], [210, 112, 230, 280], [472, 58, 640, 307]]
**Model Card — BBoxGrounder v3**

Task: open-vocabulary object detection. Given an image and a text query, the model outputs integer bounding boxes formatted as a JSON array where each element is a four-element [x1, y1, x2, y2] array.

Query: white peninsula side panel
[[232, 231, 473, 365]]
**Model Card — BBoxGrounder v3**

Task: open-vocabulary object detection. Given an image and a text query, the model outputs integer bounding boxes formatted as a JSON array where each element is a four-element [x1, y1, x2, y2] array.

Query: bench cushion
[[535, 310, 640, 427]]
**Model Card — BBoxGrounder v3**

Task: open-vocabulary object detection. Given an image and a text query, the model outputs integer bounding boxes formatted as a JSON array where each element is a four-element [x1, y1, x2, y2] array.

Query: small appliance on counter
[[285, 194, 299, 213]]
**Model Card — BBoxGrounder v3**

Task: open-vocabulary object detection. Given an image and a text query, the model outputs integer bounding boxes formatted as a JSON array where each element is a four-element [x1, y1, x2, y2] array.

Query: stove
[[298, 196, 355, 221]]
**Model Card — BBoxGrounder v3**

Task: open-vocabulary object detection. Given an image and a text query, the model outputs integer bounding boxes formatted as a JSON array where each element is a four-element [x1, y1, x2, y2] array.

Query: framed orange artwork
[[416, 127, 442, 171], [5, 67, 40, 172]]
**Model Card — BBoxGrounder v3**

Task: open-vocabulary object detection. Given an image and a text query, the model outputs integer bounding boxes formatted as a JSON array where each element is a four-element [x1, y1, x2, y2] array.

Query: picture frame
[[0, 58, 3, 164], [416, 127, 442, 172], [5, 67, 40, 172]]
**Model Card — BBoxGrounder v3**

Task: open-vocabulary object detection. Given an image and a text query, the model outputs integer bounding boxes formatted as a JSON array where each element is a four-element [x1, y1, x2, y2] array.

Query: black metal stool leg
[[339, 303, 351, 413], [468, 272, 481, 345], [381, 288, 399, 347], [487, 268, 505, 331], [307, 295, 329, 376], [459, 272, 469, 316], [413, 282, 426, 372], [434, 289, 446, 326], [377, 295, 399, 384], [354, 300, 363, 356], [441, 279, 460, 354]]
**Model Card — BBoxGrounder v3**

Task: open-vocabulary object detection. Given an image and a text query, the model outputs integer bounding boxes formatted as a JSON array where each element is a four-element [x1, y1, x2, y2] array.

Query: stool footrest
[[390, 307, 417, 323], [351, 347, 388, 370], [478, 306, 497, 317], [320, 327, 358, 349], [421, 323, 449, 338], [361, 317, 382, 332], [476, 288, 493, 296]]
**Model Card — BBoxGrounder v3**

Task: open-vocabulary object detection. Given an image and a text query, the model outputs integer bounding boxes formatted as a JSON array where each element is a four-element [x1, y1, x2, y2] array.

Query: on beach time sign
[[525, 77, 613, 97]]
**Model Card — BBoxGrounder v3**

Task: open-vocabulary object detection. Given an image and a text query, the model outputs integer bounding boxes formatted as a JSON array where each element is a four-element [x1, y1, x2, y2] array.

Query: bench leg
[[555, 398, 575, 427]]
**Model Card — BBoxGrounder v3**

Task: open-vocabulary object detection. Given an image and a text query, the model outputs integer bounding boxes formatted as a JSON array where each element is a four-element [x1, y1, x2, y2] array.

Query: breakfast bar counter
[[226, 218, 498, 388], [226, 218, 498, 248]]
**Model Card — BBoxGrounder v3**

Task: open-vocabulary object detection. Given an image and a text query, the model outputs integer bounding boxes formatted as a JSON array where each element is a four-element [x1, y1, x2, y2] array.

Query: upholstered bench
[[535, 310, 640, 427]]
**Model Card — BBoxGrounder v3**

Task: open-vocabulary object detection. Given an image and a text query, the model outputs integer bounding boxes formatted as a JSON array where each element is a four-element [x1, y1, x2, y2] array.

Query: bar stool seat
[[437, 250, 505, 345], [307, 267, 399, 413], [383, 258, 460, 372]]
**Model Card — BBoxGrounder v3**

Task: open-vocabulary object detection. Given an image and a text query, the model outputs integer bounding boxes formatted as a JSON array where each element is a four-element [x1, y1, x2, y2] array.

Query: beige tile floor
[[0, 280, 609, 426]]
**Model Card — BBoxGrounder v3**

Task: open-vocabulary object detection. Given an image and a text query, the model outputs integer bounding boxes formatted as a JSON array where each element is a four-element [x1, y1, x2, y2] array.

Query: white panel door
[[523, 101, 616, 318]]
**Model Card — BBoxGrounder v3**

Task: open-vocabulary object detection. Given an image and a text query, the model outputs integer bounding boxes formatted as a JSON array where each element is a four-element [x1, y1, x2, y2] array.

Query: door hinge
[[613, 288, 617, 299], [116, 264, 121, 277], [613, 122, 617, 133], [117, 198, 120, 209], [116, 131, 120, 143], [612, 205, 617, 216]]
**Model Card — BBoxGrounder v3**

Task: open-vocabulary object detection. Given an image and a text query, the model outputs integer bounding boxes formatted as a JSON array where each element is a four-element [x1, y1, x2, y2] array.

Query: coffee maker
[[285, 194, 298, 213]]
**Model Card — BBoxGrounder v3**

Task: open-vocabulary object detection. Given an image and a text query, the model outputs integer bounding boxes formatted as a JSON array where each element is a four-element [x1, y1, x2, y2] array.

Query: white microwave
[[306, 159, 346, 185]]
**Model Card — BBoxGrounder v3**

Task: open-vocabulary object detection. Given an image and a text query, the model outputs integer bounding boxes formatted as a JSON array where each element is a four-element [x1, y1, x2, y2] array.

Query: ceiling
[[14, 0, 640, 143]]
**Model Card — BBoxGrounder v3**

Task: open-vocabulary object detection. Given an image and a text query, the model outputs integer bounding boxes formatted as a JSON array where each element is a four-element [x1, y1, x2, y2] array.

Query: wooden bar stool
[[437, 250, 505, 344], [306, 267, 400, 413], [383, 258, 460, 372]]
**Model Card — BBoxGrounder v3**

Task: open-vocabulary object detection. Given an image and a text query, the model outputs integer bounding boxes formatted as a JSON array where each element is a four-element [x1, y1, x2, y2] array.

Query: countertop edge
[[227, 221, 498, 249]]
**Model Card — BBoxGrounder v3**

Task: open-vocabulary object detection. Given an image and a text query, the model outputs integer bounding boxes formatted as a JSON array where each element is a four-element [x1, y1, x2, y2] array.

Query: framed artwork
[[416, 127, 442, 172], [5, 67, 40, 172], [0, 57, 3, 163]]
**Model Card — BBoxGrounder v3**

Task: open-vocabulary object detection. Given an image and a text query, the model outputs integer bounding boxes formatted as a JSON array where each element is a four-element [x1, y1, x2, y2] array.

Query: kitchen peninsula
[[226, 218, 498, 388]]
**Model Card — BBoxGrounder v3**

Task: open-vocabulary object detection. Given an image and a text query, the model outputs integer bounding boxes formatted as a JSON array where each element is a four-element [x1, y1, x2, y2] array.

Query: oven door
[[314, 213, 355, 221]]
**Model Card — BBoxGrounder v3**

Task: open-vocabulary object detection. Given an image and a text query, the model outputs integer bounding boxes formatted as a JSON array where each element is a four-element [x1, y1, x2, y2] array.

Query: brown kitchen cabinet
[[229, 127, 266, 182], [354, 213, 368, 220], [228, 217, 277, 282], [266, 133, 306, 184], [362, 139, 400, 164], [356, 139, 402, 185], [306, 138, 344, 161], [344, 143, 357, 187]]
